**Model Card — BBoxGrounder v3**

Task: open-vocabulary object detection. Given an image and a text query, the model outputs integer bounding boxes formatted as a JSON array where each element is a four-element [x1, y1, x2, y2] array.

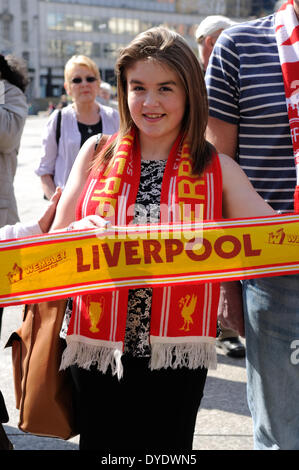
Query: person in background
[[35, 55, 119, 200], [205, 0, 299, 449], [195, 15, 245, 359], [98, 81, 112, 105], [195, 15, 236, 73], [56, 93, 68, 109], [0, 54, 28, 337], [46, 101, 56, 115], [50, 26, 276, 451]]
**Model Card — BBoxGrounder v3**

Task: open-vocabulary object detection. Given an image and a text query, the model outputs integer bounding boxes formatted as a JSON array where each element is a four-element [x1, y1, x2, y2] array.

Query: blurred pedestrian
[[56, 93, 68, 109], [97, 81, 112, 105], [47, 100, 56, 115], [35, 55, 119, 200], [195, 16, 245, 358]]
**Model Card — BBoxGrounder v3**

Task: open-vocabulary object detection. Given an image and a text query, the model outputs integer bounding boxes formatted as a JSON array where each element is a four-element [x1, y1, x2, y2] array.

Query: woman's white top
[[35, 103, 119, 188]]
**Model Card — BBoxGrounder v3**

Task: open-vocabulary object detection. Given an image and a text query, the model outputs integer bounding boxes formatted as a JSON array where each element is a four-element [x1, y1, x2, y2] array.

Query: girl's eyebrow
[[128, 79, 177, 86]]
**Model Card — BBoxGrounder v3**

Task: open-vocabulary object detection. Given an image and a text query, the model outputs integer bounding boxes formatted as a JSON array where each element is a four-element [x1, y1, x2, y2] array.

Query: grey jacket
[[0, 79, 28, 227]]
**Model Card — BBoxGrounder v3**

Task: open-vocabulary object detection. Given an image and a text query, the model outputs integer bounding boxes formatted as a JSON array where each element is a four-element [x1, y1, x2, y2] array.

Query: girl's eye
[[160, 86, 172, 92], [132, 86, 144, 91]]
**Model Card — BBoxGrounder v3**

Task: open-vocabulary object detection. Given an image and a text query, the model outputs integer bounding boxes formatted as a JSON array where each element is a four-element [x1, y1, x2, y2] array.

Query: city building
[[0, 0, 253, 102]]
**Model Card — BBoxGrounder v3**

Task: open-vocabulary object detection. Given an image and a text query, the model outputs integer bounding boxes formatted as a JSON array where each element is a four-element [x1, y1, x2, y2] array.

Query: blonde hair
[[64, 55, 100, 83], [94, 26, 213, 175]]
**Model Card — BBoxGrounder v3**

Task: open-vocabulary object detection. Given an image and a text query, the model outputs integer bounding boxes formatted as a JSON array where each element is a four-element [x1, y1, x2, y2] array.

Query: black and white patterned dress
[[124, 159, 167, 357]]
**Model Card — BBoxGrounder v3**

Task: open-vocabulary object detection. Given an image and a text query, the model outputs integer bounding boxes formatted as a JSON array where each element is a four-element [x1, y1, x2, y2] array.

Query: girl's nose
[[143, 91, 158, 106]]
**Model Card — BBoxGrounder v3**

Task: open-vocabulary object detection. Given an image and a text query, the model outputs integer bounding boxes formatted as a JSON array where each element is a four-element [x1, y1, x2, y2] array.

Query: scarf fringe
[[60, 341, 217, 381], [150, 342, 217, 371], [60, 341, 123, 380]]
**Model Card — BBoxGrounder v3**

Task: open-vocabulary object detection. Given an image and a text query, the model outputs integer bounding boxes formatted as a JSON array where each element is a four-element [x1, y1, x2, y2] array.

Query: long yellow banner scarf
[[1, 213, 299, 307]]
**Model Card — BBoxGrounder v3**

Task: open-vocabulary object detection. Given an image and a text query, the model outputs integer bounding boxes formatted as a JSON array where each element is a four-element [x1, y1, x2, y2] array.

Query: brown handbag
[[6, 299, 77, 440]]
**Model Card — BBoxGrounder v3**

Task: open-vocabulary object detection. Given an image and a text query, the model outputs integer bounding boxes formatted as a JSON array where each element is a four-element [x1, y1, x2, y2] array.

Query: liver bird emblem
[[179, 294, 197, 332]]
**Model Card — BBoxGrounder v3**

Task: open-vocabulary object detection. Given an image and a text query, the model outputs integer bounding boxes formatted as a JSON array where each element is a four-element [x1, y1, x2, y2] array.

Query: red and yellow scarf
[[61, 129, 222, 378], [275, 0, 299, 212]]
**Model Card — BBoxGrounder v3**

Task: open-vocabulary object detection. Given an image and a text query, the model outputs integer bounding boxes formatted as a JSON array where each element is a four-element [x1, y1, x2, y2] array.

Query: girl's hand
[[67, 215, 110, 231]]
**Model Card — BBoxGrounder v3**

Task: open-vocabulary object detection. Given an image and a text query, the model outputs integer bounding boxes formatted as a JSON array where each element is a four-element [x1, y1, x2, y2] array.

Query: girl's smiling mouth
[[143, 113, 165, 120]]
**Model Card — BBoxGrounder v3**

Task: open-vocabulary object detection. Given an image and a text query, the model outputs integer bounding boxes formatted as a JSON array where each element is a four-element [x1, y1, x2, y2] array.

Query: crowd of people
[[0, 0, 299, 452]]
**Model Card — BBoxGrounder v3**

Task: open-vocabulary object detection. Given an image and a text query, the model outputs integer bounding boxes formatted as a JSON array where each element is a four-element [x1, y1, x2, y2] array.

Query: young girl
[[51, 27, 275, 451]]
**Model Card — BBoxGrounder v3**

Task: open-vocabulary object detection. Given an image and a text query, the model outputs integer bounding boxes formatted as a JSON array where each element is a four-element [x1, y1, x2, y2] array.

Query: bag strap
[[94, 132, 109, 153], [89, 133, 109, 169], [56, 109, 62, 146], [94, 132, 102, 151]]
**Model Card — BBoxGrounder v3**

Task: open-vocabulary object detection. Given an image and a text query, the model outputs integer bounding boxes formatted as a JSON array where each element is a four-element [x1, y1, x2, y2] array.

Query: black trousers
[[70, 355, 207, 451]]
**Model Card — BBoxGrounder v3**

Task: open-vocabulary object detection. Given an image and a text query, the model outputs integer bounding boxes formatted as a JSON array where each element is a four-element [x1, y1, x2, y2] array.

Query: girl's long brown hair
[[94, 26, 213, 175]]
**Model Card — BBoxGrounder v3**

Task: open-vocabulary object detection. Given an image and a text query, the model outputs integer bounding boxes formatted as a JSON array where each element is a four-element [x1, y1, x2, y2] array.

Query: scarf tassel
[[150, 342, 217, 371], [60, 341, 124, 380]]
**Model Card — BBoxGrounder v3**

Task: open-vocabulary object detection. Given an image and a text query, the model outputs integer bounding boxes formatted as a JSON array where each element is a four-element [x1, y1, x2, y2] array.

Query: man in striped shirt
[[195, 15, 246, 360], [205, 2, 299, 450]]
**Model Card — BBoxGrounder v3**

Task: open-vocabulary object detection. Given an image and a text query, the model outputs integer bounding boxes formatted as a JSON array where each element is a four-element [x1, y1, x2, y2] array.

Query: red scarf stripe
[[159, 286, 171, 337], [203, 283, 212, 337], [118, 183, 131, 225], [73, 296, 82, 335], [207, 173, 214, 220], [109, 290, 118, 342]]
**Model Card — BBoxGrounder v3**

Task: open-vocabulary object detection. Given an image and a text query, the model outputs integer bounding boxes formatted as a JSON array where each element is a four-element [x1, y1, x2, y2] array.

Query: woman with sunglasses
[[36, 55, 119, 200]]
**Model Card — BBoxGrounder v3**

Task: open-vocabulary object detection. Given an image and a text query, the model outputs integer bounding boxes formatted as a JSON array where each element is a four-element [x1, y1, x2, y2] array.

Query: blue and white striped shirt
[[205, 14, 296, 212]]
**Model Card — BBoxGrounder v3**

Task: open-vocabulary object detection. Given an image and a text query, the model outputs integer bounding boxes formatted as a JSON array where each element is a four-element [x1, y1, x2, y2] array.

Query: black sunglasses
[[71, 76, 98, 84]]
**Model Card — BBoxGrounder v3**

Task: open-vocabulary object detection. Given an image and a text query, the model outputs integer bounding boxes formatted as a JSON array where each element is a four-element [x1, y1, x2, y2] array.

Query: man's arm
[[206, 116, 238, 159]]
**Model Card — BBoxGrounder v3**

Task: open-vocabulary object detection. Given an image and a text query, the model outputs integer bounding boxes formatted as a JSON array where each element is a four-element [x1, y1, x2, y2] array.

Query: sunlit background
[[0, 0, 281, 107]]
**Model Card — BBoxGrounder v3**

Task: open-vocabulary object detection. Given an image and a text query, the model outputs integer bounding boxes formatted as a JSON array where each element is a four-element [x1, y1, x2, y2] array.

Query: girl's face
[[126, 59, 186, 144], [65, 65, 100, 105]]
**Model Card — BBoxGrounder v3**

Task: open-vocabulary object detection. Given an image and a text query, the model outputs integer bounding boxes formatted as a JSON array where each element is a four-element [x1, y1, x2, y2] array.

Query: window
[[48, 39, 97, 58], [22, 20, 29, 42], [20, 0, 27, 14]]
